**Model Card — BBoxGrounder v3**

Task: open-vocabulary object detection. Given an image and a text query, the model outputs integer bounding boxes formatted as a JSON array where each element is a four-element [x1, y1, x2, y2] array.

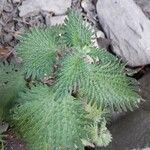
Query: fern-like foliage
[[53, 51, 89, 98], [80, 62, 140, 111], [10, 9, 141, 150], [54, 47, 139, 111], [88, 47, 120, 64], [16, 26, 63, 79], [63, 10, 94, 48], [13, 85, 91, 150], [0, 62, 25, 120], [85, 102, 112, 147], [89, 120, 112, 147]]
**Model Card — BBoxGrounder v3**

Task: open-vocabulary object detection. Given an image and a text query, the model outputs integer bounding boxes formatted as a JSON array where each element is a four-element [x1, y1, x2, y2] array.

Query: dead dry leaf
[[0, 48, 11, 59]]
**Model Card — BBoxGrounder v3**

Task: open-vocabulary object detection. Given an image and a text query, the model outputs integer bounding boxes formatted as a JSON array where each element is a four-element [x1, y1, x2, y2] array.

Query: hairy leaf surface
[[13, 85, 90, 150], [16, 26, 63, 79], [0, 62, 25, 120], [54, 51, 89, 98], [64, 10, 94, 48], [80, 62, 140, 111], [54, 48, 139, 111]]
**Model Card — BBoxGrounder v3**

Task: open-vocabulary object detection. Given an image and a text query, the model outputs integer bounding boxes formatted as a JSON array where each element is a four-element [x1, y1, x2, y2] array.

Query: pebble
[[12, 0, 21, 3], [81, 0, 95, 13], [3, 3, 13, 13], [3, 34, 13, 43], [19, 0, 72, 17], [50, 15, 67, 26], [96, 30, 105, 39]]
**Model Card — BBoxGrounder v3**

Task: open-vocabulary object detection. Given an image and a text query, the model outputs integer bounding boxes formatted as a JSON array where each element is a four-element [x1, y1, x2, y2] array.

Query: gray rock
[[3, 34, 13, 43], [134, 0, 150, 18], [19, 0, 71, 17], [98, 108, 150, 150], [96, 0, 150, 67], [139, 71, 150, 110], [3, 2, 13, 13], [49, 15, 67, 26], [0, 0, 5, 15]]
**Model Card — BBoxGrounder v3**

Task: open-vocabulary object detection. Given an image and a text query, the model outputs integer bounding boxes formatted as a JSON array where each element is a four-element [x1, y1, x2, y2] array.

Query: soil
[[4, 130, 25, 150]]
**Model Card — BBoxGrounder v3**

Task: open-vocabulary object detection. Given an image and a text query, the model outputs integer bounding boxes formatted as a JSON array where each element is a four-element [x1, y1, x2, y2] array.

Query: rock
[[3, 34, 13, 43], [132, 147, 150, 150], [19, 0, 71, 17], [97, 38, 111, 49], [72, 0, 82, 10], [81, 0, 95, 13], [12, 0, 21, 3], [49, 15, 67, 26], [0, 24, 2, 34], [96, 30, 105, 39], [139, 71, 150, 101], [29, 15, 45, 27], [134, 0, 150, 18], [0, 122, 9, 133], [3, 3, 13, 13], [99, 108, 150, 150], [110, 111, 126, 123], [0, 0, 5, 15], [92, 30, 111, 49], [96, 0, 150, 67], [81, 0, 98, 25], [139, 72, 150, 110]]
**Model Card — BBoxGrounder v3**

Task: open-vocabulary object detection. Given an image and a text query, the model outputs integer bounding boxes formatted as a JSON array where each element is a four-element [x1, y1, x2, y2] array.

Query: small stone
[[81, 0, 97, 24], [12, 0, 21, 3], [2, 12, 12, 23], [0, 122, 9, 133], [3, 34, 13, 43], [3, 3, 13, 13], [97, 38, 111, 49], [0, 0, 5, 14], [19, 0, 71, 17], [81, 0, 95, 13], [29, 15, 45, 27], [3, 22, 14, 32], [83, 55, 94, 64], [0, 24, 2, 33], [50, 15, 67, 26], [45, 14, 51, 26], [96, 30, 105, 39], [92, 30, 111, 49], [139, 71, 150, 101], [92, 39, 99, 48], [134, 0, 150, 13]]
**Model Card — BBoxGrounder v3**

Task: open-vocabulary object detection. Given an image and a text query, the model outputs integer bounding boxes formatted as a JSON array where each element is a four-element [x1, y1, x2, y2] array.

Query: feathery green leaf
[[16, 26, 63, 79], [0, 62, 25, 120], [80, 61, 140, 111], [85, 102, 112, 147], [12, 84, 91, 150], [89, 120, 112, 147], [88, 47, 120, 64], [53, 51, 90, 99], [64, 10, 94, 48], [10, 10, 141, 149], [54, 47, 139, 111]]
